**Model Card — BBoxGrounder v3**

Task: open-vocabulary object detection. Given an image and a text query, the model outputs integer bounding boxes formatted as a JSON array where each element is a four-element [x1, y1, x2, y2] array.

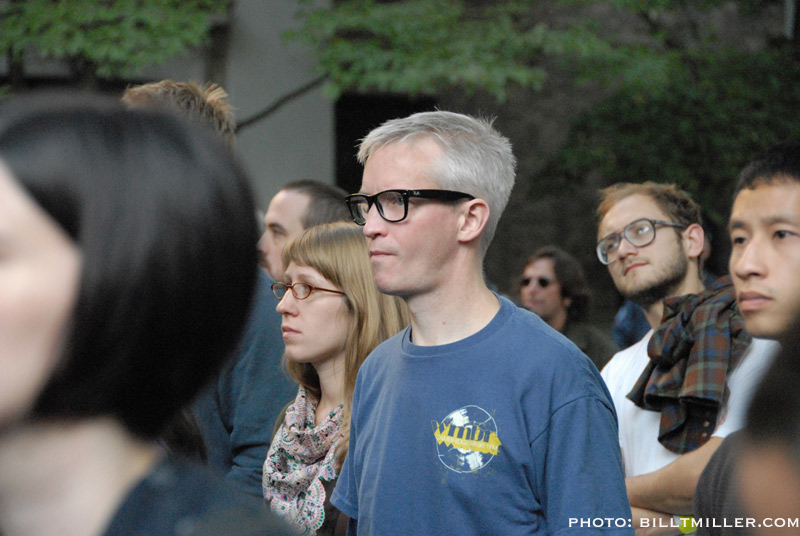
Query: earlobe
[[457, 199, 490, 244]]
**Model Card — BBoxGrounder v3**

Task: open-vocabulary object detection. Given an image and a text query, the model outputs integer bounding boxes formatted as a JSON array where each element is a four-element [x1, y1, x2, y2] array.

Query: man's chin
[[623, 276, 685, 309], [743, 314, 789, 341]]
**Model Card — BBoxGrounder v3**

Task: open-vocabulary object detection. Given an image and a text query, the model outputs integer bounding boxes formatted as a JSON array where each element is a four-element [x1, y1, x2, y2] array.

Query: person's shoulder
[[357, 327, 407, 373], [494, 301, 609, 396], [578, 321, 615, 340], [602, 330, 652, 372], [500, 296, 570, 343], [744, 337, 781, 359], [565, 321, 615, 347], [501, 300, 587, 364], [106, 457, 292, 535]]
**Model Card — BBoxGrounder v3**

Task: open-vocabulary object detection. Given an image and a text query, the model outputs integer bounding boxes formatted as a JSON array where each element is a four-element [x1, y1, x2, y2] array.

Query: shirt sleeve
[[533, 396, 634, 535]]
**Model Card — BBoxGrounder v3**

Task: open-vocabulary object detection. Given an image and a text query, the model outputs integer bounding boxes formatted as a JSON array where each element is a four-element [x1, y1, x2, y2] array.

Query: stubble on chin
[[621, 256, 689, 309]]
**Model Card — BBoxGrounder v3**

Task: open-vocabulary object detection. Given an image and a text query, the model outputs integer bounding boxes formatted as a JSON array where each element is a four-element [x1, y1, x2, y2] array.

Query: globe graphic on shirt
[[432, 405, 502, 473]]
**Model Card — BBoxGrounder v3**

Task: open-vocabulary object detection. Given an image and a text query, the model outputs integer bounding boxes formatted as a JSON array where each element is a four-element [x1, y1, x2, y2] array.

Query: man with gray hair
[[332, 111, 631, 535]]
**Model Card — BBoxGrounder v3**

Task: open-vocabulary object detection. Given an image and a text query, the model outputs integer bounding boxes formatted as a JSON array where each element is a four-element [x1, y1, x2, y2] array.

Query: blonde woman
[[262, 222, 408, 536]]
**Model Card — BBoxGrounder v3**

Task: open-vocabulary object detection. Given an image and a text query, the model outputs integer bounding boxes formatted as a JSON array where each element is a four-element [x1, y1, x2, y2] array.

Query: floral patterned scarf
[[263, 386, 343, 535]]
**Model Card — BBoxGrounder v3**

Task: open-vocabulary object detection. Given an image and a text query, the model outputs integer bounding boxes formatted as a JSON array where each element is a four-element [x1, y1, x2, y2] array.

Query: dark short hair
[[734, 140, 800, 197], [281, 179, 350, 229], [525, 246, 590, 322], [0, 92, 258, 439]]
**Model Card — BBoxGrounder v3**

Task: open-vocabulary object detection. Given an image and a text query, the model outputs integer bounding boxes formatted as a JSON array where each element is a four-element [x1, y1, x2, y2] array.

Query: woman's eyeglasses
[[271, 282, 345, 300]]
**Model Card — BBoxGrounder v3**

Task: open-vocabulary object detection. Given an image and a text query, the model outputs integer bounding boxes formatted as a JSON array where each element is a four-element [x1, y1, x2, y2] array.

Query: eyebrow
[[598, 217, 652, 241], [730, 214, 800, 231]]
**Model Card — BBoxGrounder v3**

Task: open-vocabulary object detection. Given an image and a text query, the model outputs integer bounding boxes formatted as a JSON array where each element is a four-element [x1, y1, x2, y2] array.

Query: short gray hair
[[357, 111, 516, 257]]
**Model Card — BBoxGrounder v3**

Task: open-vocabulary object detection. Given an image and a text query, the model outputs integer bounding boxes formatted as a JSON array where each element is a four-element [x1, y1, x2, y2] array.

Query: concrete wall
[[225, 1, 334, 212], [141, 1, 335, 212], [0, 0, 335, 214]]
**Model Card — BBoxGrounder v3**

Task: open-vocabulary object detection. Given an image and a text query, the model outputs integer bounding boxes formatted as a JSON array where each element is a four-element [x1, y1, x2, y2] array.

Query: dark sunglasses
[[520, 277, 553, 289]]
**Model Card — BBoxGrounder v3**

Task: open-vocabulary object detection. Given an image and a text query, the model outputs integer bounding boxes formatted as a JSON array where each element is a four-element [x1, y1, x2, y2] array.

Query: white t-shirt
[[601, 332, 778, 477]]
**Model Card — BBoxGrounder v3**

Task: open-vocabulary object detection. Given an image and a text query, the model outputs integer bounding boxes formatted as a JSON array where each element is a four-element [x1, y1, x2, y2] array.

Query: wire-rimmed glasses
[[596, 218, 687, 265], [271, 282, 345, 300]]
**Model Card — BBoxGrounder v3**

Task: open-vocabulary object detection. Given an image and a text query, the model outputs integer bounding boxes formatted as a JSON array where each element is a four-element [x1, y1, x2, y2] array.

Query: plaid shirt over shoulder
[[627, 276, 751, 454]]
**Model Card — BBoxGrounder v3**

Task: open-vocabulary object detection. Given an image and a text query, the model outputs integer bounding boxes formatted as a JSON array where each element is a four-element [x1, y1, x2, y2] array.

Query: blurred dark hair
[[525, 246, 590, 322], [0, 91, 258, 440], [281, 179, 350, 229], [744, 325, 800, 452], [734, 140, 800, 197]]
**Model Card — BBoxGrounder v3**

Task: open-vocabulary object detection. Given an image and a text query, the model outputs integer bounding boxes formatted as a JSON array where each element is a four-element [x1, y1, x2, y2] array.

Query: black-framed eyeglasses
[[596, 218, 687, 265], [271, 282, 345, 300], [520, 277, 553, 289], [345, 189, 475, 226]]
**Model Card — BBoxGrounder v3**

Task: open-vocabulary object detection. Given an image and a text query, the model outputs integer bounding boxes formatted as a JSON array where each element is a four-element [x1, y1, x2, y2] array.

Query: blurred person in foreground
[[263, 222, 408, 535], [520, 245, 618, 370], [0, 92, 289, 535], [332, 111, 631, 535], [737, 335, 800, 536], [123, 79, 296, 497]]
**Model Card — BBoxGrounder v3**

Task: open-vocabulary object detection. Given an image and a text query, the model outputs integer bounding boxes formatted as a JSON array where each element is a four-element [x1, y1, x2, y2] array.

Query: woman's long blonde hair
[[281, 221, 409, 468]]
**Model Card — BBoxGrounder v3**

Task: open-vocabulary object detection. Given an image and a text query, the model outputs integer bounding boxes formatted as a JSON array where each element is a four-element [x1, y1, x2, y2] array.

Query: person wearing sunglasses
[[263, 222, 408, 536], [520, 246, 617, 370], [595, 182, 775, 533], [333, 111, 631, 535]]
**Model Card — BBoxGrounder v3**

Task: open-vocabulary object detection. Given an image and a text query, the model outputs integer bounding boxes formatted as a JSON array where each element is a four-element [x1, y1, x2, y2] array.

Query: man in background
[[520, 245, 617, 369], [258, 179, 349, 280], [595, 182, 774, 532]]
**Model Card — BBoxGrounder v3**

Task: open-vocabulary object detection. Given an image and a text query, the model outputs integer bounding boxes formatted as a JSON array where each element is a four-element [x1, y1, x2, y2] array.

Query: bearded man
[[596, 182, 775, 534]]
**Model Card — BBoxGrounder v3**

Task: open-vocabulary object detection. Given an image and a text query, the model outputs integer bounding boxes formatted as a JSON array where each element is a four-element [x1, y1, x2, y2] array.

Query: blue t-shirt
[[332, 296, 632, 535]]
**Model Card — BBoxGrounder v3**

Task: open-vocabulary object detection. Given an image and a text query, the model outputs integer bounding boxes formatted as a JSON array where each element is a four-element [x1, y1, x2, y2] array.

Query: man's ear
[[457, 199, 490, 245], [683, 223, 705, 260]]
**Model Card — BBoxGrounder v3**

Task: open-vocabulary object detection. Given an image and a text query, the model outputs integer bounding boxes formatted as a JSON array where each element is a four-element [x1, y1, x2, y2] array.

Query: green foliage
[[551, 46, 800, 227], [288, 0, 542, 100], [560, 0, 745, 12], [289, 0, 685, 101], [0, 0, 229, 78]]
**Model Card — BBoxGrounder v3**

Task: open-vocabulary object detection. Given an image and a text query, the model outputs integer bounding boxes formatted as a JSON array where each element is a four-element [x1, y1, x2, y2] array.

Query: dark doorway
[[335, 93, 437, 193]]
